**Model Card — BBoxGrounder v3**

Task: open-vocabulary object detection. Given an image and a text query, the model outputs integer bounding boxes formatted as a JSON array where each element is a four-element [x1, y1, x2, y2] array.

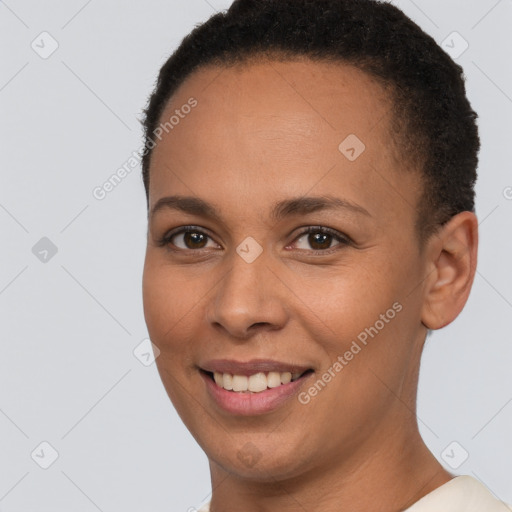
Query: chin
[[198, 429, 319, 483]]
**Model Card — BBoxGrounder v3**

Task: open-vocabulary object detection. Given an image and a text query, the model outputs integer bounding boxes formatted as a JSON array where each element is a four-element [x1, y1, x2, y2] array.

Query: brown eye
[[159, 226, 220, 250], [307, 232, 333, 250], [181, 231, 208, 249], [291, 226, 350, 252]]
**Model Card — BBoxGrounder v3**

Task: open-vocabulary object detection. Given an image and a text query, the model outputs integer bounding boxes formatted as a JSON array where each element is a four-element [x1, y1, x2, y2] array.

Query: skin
[[142, 58, 478, 511]]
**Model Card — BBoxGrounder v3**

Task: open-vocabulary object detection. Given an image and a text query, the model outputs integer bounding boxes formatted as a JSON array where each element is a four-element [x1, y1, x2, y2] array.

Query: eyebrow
[[150, 194, 371, 222]]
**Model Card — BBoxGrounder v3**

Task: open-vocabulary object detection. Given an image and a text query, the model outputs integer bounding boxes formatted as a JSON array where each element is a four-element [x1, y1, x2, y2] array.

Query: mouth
[[198, 360, 315, 415], [201, 369, 314, 393]]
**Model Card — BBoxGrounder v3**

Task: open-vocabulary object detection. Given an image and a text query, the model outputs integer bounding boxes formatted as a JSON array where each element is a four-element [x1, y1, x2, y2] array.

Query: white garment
[[196, 475, 511, 512], [403, 476, 511, 512]]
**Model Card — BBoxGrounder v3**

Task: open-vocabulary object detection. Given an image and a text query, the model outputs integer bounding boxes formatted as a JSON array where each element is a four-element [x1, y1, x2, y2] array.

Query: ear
[[421, 211, 478, 330]]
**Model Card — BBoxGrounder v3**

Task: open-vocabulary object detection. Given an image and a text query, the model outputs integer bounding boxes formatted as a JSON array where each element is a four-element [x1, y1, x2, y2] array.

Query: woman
[[140, 0, 510, 510]]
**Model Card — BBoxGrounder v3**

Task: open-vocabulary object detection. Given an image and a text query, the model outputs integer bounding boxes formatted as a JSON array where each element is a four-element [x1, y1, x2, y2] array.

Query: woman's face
[[143, 59, 430, 480]]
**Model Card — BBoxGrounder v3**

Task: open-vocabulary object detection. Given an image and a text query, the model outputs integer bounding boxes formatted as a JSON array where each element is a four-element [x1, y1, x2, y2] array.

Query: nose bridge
[[208, 243, 287, 337]]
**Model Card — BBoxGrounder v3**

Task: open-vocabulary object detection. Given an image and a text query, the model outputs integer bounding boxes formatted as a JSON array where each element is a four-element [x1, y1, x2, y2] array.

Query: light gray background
[[1, 0, 511, 510]]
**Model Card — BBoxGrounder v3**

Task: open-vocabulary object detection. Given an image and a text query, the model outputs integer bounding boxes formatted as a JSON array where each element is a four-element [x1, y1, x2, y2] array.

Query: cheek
[[291, 262, 402, 339], [297, 253, 421, 382], [142, 256, 197, 353], [142, 259, 205, 418]]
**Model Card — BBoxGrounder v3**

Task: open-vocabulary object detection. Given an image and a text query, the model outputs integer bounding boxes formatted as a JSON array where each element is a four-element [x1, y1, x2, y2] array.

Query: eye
[[157, 226, 220, 250], [157, 225, 351, 254], [289, 226, 351, 253]]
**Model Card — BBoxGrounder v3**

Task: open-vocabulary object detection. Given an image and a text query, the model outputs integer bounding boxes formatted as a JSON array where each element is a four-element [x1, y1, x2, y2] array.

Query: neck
[[207, 425, 453, 512]]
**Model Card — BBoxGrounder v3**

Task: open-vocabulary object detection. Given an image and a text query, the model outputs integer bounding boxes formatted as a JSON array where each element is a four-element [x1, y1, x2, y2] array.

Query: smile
[[199, 360, 314, 415], [211, 370, 309, 393]]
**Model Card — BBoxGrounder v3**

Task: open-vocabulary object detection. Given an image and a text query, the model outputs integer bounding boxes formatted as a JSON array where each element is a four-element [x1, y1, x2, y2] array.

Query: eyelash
[[156, 225, 352, 255]]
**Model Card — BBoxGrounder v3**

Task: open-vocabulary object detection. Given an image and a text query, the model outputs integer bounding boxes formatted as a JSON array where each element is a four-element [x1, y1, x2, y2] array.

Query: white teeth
[[248, 372, 267, 392], [222, 373, 233, 390], [280, 372, 292, 384], [214, 372, 223, 386], [267, 371, 281, 388], [232, 375, 248, 392], [211, 370, 306, 393]]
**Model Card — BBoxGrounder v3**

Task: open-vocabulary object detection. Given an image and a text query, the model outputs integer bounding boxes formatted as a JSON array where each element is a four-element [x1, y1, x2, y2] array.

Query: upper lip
[[200, 359, 313, 376]]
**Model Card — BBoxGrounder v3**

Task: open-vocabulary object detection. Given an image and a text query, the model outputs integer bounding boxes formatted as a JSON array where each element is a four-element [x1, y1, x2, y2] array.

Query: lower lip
[[201, 371, 312, 416]]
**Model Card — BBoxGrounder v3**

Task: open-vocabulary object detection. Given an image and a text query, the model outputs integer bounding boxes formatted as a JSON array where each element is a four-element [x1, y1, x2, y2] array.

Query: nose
[[206, 248, 289, 340]]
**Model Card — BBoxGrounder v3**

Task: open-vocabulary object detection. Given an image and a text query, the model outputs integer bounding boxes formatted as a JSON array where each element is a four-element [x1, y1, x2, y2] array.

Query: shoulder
[[195, 478, 511, 512], [404, 475, 512, 512]]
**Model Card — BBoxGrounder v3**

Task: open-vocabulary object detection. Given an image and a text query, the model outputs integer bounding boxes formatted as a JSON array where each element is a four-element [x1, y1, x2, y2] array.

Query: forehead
[[148, 58, 419, 225], [161, 57, 394, 146]]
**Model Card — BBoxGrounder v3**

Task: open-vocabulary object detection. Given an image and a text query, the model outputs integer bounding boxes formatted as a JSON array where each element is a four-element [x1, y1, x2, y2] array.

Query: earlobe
[[421, 211, 478, 330]]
